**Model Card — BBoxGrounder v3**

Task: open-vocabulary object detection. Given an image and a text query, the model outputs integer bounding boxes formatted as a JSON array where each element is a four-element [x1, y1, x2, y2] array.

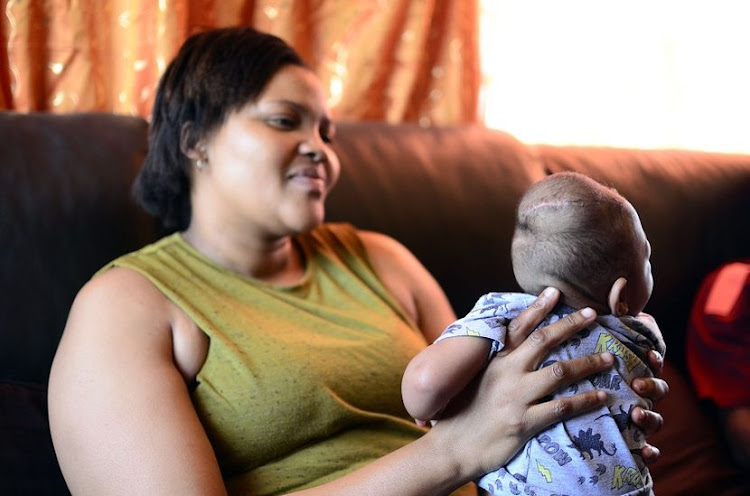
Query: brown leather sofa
[[2, 112, 749, 495]]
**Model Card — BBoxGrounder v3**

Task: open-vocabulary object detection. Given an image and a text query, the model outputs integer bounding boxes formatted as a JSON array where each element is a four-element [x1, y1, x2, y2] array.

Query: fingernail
[[601, 352, 614, 364], [581, 307, 595, 318], [633, 379, 647, 393], [542, 287, 558, 300], [642, 446, 653, 460]]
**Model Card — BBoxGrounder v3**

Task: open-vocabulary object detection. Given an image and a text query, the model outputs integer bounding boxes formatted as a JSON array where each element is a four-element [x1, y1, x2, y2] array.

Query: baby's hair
[[511, 172, 639, 309]]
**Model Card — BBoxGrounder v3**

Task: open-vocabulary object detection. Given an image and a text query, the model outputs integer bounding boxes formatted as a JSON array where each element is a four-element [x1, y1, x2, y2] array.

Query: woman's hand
[[426, 288, 614, 481], [631, 312, 670, 463]]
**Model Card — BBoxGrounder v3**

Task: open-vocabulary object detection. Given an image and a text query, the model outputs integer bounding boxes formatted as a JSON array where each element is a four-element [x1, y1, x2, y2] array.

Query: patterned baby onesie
[[436, 292, 666, 496]]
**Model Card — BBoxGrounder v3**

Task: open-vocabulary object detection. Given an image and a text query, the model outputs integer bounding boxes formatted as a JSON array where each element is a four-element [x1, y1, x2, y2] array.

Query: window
[[479, 0, 750, 153]]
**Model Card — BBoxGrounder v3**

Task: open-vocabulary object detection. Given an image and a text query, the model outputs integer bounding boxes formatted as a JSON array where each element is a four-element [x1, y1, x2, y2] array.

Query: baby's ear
[[608, 277, 629, 316]]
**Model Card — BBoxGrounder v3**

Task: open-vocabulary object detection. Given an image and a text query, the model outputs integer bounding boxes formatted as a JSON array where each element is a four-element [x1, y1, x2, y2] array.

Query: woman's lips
[[287, 168, 326, 193]]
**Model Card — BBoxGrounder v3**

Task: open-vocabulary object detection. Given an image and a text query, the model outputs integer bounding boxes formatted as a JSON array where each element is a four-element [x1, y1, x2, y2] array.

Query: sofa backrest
[[2, 114, 750, 385], [0, 112, 155, 383], [328, 121, 750, 369], [328, 122, 543, 319]]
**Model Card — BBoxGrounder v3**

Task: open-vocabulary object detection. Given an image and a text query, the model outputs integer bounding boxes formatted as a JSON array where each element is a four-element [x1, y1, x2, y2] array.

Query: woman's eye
[[320, 124, 336, 143], [320, 131, 334, 144], [269, 116, 297, 128]]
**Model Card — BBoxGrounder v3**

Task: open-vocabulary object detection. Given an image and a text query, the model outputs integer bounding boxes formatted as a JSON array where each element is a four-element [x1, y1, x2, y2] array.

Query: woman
[[48, 27, 667, 495]]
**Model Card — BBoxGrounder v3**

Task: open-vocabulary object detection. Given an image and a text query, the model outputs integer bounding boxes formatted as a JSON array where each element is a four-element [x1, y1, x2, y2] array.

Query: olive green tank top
[[105, 223, 463, 495]]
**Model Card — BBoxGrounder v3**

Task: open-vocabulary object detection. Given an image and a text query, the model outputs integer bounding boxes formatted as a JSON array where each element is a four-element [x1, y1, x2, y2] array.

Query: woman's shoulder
[[334, 225, 456, 341], [306, 222, 364, 251], [305, 222, 401, 267], [62, 264, 206, 378], [324, 224, 420, 277], [72, 266, 173, 330]]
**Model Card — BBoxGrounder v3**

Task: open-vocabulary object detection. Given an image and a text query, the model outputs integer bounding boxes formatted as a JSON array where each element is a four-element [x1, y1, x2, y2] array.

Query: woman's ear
[[608, 277, 629, 316], [180, 122, 203, 161]]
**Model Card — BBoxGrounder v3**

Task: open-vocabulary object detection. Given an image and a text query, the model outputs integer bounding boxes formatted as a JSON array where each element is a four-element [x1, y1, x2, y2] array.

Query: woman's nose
[[299, 139, 326, 163], [304, 149, 324, 162]]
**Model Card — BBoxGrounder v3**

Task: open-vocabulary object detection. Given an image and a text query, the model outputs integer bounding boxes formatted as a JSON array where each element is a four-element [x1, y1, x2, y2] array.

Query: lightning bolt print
[[536, 460, 552, 483]]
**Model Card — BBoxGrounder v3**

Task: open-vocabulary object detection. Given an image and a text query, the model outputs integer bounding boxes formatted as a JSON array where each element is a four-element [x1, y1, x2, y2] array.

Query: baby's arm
[[402, 336, 494, 422]]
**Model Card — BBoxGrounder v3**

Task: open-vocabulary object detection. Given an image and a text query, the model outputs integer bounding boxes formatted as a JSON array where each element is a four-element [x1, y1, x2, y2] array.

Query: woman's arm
[[48, 268, 228, 496]]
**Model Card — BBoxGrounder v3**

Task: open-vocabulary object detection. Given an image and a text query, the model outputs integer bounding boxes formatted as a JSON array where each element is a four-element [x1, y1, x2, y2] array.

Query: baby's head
[[511, 172, 653, 316]]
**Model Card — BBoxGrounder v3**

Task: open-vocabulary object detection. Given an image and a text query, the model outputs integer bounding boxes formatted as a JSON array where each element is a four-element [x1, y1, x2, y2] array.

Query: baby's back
[[445, 293, 662, 496]]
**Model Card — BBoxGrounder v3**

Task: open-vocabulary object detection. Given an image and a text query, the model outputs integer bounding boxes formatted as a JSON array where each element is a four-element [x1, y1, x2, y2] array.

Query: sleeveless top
[[103, 223, 446, 495]]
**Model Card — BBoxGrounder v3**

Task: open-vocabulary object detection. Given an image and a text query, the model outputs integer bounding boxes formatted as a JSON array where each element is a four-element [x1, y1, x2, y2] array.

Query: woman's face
[[191, 65, 340, 238]]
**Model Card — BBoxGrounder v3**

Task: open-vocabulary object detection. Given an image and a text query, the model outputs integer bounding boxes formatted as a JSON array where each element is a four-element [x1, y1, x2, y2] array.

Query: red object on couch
[[687, 261, 750, 409]]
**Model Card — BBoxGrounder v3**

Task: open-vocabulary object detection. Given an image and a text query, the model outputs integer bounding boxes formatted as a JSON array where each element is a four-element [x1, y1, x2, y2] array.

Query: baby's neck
[[558, 292, 610, 315], [539, 279, 611, 315]]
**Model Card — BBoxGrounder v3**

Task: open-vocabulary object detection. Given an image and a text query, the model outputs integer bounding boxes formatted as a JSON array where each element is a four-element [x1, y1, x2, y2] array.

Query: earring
[[195, 144, 208, 171]]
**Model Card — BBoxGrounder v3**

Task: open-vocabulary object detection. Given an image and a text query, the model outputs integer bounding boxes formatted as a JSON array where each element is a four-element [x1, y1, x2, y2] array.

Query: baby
[[402, 172, 665, 496]]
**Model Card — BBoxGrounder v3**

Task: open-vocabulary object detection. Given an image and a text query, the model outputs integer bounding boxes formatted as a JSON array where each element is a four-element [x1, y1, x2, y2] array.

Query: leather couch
[[2, 112, 749, 495]]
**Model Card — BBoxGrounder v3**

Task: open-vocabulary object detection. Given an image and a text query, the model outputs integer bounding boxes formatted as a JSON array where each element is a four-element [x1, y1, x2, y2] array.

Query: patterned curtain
[[0, 0, 479, 124]]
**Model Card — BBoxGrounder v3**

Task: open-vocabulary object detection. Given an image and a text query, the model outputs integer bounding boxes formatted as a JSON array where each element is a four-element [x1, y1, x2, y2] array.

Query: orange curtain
[[0, 0, 479, 124]]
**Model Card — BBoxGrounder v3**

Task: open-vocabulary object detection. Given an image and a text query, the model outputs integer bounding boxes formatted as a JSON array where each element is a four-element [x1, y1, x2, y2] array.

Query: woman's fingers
[[504, 288, 560, 350], [531, 352, 615, 400], [527, 390, 608, 430], [512, 307, 597, 366], [630, 406, 665, 436], [478, 350, 614, 443], [635, 313, 666, 375], [645, 349, 664, 378], [640, 443, 661, 465], [635, 311, 658, 330], [522, 353, 614, 427], [632, 376, 670, 405], [427, 304, 620, 480]]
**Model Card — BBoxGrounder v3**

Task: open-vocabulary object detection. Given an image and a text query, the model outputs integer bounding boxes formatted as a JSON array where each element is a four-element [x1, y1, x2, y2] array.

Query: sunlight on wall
[[479, 0, 750, 153]]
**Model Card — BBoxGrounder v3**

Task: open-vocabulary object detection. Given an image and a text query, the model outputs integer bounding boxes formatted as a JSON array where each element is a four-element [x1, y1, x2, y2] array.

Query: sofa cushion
[[0, 381, 69, 494], [649, 361, 749, 495]]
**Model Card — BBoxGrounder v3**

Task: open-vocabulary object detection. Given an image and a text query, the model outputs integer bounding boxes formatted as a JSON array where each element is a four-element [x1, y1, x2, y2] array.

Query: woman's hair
[[511, 172, 639, 306], [133, 27, 306, 232]]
